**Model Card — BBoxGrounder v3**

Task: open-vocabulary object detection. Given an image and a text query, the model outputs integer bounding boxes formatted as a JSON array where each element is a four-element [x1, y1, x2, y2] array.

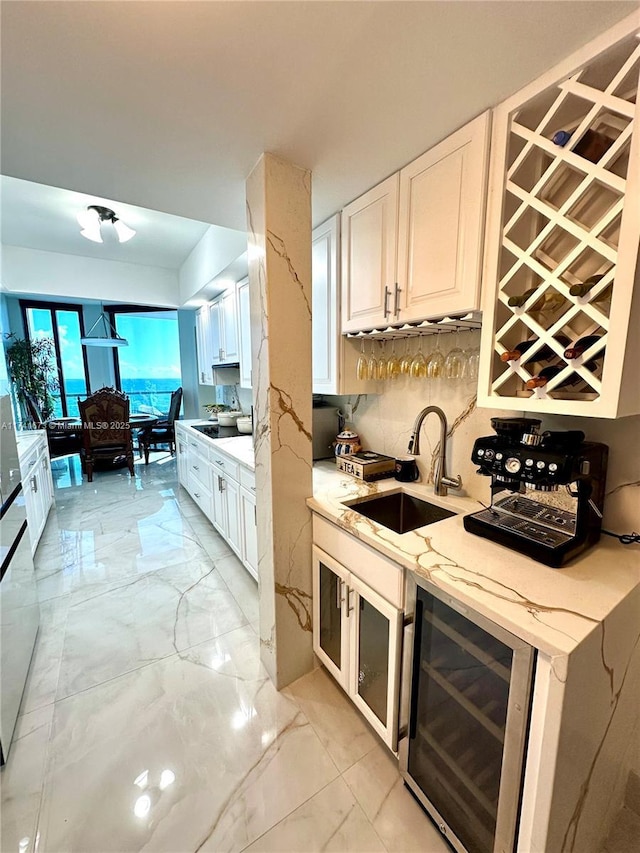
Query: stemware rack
[[344, 311, 482, 341], [477, 20, 640, 418]]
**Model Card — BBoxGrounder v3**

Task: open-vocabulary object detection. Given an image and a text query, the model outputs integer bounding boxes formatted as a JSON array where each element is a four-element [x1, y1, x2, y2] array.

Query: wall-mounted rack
[[344, 311, 482, 341]]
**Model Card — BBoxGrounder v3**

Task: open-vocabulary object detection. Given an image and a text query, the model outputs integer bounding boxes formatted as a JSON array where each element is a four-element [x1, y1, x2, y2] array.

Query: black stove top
[[191, 423, 245, 439]]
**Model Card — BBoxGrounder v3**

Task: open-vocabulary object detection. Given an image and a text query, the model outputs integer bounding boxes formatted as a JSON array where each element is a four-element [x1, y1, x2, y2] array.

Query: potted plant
[[4, 333, 59, 422], [203, 403, 228, 422]]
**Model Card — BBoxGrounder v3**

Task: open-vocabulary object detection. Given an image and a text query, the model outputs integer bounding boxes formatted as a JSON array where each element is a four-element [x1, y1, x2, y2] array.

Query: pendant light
[[77, 205, 136, 243], [81, 305, 128, 348]]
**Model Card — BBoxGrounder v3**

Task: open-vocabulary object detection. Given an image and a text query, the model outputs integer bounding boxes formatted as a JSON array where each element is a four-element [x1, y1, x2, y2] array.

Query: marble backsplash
[[328, 331, 640, 535]]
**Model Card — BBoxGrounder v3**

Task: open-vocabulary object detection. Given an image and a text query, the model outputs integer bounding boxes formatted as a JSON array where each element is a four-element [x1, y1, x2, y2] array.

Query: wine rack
[[478, 17, 640, 418]]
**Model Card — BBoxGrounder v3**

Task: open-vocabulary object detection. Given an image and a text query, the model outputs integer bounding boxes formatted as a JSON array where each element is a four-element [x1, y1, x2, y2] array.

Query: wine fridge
[[399, 575, 534, 853]]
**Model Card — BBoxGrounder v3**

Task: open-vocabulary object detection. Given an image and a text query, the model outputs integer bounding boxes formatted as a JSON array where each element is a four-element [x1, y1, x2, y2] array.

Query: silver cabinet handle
[[218, 475, 223, 492], [31, 475, 38, 493], [251, 486, 256, 492], [336, 578, 344, 610], [347, 586, 354, 616], [193, 465, 199, 471], [194, 492, 200, 499], [394, 283, 402, 317], [254, 505, 257, 525], [383, 286, 391, 319]]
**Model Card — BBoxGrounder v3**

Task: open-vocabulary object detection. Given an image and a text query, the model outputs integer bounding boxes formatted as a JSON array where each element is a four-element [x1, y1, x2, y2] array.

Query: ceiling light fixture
[[81, 305, 129, 348], [77, 205, 136, 243]]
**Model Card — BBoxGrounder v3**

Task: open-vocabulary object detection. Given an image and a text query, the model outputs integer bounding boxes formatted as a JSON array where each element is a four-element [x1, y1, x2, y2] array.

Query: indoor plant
[[4, 333, 58, 422]]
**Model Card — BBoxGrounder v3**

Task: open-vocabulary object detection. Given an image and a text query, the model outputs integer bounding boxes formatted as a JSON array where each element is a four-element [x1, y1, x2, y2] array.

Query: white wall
[[2, 245, 179, 307], [178, 225, 247, 304]]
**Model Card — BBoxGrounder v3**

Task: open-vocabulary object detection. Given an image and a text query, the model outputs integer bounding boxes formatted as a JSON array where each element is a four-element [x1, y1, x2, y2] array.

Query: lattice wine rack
[[478, 18, 640, 418]]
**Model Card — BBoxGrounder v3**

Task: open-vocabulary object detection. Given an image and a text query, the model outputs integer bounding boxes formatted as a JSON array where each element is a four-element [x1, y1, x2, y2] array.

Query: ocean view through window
[[111, 310, 181, 415]]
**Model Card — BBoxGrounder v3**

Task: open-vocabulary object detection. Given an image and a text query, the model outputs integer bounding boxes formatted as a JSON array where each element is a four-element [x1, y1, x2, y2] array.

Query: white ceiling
[[0, 176, 212, 270], [1, 1, 639, 237]]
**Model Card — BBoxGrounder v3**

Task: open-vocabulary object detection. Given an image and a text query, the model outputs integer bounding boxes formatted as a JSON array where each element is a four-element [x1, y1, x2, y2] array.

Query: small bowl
[[218, 411, 242, 427], [236, 416, 253, 434]]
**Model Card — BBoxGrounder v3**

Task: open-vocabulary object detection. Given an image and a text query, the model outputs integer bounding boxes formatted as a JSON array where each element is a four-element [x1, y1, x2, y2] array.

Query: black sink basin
[[347, 492, 455, 534]]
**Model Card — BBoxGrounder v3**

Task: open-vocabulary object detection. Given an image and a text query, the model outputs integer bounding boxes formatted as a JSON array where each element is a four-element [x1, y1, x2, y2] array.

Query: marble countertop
[[177, 420, 255, 470], [309, 462, 640, 658], [15, 428, 46, 461]]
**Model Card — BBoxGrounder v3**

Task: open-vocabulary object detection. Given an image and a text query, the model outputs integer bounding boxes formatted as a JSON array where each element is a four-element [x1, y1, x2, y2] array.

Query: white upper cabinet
[[208, 299, 223, 366], [397, 112, 491, 322], [220, 285, 239, 363], [195, 304, 213, 385], [313, 215, 377, 395], [340, 112, 490, 333], [237, 277, 252, 389], [341, 175, 399, 333]]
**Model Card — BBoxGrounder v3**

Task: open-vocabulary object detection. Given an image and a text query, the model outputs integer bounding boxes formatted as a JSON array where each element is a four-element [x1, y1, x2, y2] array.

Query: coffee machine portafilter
[[463, 418, 608, 567]]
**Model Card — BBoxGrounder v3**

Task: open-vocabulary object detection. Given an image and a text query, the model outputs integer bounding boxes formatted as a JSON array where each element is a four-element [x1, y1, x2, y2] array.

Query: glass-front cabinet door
[[312, 547, 349, 690], [348, 572, 402, 751]]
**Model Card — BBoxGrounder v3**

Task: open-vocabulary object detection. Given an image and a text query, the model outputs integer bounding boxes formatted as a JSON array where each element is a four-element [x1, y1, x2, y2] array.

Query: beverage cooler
[[400, 574, 534, 853]]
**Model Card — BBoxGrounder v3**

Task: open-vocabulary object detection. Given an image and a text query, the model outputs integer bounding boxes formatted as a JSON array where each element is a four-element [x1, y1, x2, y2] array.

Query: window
[[21, 301, 89, 418], [110, 309, 181, 415]]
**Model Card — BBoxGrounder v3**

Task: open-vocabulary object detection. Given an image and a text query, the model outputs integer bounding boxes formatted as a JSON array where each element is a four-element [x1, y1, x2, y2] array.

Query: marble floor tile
[[56, 558, 248, 700], [243, 776, 386, 852], [0, 705, 53, 853], [4, 454, 444, 853], [38, 628, 339, 853], [215, 551, 260, 628], [284, 665, 378, 772], [343, 741, 449, 853]]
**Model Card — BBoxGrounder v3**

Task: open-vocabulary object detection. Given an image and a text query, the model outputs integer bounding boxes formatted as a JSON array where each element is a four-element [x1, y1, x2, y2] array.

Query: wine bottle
[[552, 128, 613, 163], [508, 287, 538, 308], [569, 274, 605, 297], [501, 334, 569, 363], [526, 361, 598, 390], [564, 335, 602, 360], [529, 291, 566, 321]]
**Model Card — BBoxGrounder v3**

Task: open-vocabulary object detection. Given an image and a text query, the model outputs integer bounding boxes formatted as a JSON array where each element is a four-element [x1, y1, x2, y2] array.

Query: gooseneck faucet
[[407, 405, 462, 497]]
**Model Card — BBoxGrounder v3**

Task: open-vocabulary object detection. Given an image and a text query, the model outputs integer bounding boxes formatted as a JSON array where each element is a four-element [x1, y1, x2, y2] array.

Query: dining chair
[[78, 387, 134, 482], [22, 391, 83, 459], [138, 387, 183, 464]]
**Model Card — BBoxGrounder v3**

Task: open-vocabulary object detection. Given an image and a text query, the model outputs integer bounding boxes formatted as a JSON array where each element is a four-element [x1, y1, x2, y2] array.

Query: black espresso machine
[[463, 418, 608, 567]]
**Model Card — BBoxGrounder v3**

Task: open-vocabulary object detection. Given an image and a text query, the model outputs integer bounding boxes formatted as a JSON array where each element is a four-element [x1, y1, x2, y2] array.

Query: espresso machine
[[464, 418, 608, 567]]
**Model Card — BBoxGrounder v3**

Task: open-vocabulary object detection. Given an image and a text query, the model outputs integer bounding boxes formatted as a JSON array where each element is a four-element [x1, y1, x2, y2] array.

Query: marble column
[[246, 153, 313, 689]]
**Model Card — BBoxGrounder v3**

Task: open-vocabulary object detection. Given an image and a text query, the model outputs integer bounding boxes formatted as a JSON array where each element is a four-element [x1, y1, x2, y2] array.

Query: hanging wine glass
[[400, 338, 413, 375], [466, 347, 480, 382], [356, 338, 368, 380], [444, 328, 465, 380], [387, 338, 401, 380], [366, 339, 378, 381], [377, 341, 388, 380], [410, 338, 427, 378], [427, 331, 445, 379]]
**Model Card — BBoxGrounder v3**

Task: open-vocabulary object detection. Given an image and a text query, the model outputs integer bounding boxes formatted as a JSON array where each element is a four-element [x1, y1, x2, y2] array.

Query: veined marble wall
[[338, 329, 640, 533], [246, 153, 314, 689]]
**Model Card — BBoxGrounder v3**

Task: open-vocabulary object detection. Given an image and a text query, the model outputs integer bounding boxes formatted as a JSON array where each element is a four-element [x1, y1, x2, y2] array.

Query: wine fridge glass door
[[400, 576, 534, 853]]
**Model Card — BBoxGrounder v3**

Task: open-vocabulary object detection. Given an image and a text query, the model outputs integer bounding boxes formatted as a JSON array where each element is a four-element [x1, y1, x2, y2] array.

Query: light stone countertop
[[176, 420, 255, 470], [15, 428, 46, 462], [309, 461, 640, 658]]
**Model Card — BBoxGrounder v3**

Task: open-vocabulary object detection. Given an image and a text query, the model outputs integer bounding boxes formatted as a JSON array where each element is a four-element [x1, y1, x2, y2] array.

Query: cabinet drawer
[[188, 473, 212, 518], [239, 466, 256, 492], [188, 453, 210, 489], [209, 448, 240, 482], [313, 514, 404, 609]]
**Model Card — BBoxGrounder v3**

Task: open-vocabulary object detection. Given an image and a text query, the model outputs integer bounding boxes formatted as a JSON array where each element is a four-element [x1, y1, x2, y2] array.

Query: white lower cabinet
[[312, 544, 402, 751], [176, 424, 257, 580], [18, 433, 54, 555], [239, 486, 258, 581]]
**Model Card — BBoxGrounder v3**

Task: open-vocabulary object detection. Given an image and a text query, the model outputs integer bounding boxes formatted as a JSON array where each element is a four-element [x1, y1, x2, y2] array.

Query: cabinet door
[[312, 216, 338, 393], [240, 487, 258, 581], [195, 306, 213, 385], [348, 572, 402, 751], [341, 174, 399, 333], [220, 285, 239, 362], [211, 466, 227, 536], [312, 546, 349, 691], [397, 112, 490, 322], [209, 300, 223, 367], [223, 474, 242, 558], [237, 277, 252, 388]]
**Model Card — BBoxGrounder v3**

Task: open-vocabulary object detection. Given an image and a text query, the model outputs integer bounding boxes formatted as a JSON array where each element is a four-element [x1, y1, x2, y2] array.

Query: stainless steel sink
[[346, 492, 456, 534]]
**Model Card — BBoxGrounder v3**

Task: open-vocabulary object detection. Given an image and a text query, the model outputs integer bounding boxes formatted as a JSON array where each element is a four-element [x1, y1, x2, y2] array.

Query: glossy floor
[[1, 453, 448, 853]]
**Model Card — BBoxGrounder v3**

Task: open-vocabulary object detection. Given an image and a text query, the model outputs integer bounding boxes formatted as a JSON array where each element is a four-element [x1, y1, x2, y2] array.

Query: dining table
[[48, 414, 158, 460]]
